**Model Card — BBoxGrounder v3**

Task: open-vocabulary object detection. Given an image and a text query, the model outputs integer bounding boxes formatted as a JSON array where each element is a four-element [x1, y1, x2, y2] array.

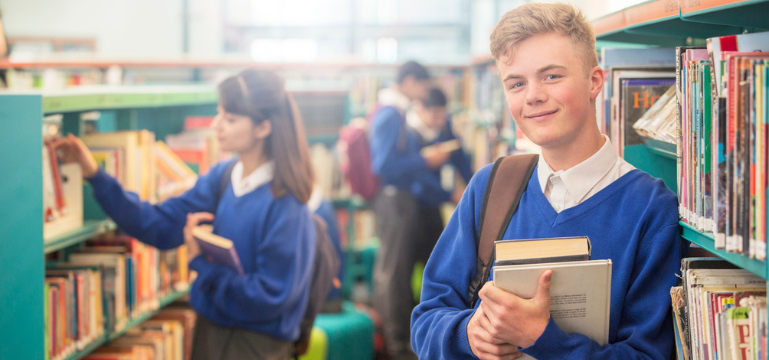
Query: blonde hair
[[490, 3, 597, 72]]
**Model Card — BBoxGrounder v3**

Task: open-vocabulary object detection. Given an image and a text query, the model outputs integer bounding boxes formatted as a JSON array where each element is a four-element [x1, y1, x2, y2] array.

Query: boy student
[[411, 3, 685, 360], [407, 87, 474, 268], [369, 61, 453, 360]]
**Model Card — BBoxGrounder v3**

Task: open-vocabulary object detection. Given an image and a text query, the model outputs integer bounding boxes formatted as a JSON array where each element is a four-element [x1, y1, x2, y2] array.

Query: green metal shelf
[[680, 222, 766, 279], [63, 287, 190, 360], [44, 219, 117, 254], [644, 138, 676, 160], [331, 197, 368, 210], [0, 85, 220, 114]]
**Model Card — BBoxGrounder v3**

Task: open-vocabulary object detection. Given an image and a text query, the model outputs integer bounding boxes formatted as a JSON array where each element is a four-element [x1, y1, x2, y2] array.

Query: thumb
[[534, 270, 553, 303]]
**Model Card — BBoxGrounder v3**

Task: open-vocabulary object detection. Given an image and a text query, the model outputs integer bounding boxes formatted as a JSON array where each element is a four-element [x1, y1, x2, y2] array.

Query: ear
[[588, 66, 604, 100], [253, 120, 272, 140]]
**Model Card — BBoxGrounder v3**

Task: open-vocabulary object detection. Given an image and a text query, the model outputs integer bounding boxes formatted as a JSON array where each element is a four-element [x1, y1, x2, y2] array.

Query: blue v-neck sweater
[[411, 163, 686, 359], [87, 160, 316, 342]]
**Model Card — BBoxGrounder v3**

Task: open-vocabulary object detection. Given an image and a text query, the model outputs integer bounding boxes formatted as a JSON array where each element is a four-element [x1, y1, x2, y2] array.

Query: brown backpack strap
[[467, 154, 539, 307]]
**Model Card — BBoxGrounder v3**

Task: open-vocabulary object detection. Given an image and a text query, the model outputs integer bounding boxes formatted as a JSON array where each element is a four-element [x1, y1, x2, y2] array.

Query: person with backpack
[[368, 61, 452, 360], [53, 69, 325, 360], [406, 87, 474, 285], [411, 4, 686, 360]]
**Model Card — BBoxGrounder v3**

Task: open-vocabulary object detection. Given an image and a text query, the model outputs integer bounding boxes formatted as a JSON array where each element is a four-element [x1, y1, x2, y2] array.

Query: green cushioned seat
[[299, 328, 329, 360], [312, 301, 375, 360]]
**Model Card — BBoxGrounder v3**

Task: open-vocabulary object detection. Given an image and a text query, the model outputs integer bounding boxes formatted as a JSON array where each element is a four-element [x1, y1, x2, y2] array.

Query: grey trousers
[[191, 315, 294, 360], [372, 187, 443, 357]]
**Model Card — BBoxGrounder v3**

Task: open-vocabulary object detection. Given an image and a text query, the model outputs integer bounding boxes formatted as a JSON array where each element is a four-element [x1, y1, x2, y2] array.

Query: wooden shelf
[[62, 287, 190, 360], [44, 219, 117, 254], [680, 222, 766, 279]]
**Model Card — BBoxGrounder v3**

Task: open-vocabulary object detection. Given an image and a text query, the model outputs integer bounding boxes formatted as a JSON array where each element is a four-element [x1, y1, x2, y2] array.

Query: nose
[[211, 114, 223, 131], [525, 81, 548, 106]]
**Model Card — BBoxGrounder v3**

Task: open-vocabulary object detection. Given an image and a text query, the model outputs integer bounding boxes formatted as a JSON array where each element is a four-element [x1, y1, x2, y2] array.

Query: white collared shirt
[[406, 111, 440, 143], [231, 160, 275, 197], [377, 87, 412, 114], [537, 135, 635, 213]]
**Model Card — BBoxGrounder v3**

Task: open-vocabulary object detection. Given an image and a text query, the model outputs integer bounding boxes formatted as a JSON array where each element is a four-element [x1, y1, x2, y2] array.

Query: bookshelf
[[594, 0, 769, 276], [0, 86, 216, 360]]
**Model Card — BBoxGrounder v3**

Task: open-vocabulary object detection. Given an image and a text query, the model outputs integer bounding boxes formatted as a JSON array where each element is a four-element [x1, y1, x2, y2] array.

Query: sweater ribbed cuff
[[460, 309, 481, 359], [520, 317, 570, 358]]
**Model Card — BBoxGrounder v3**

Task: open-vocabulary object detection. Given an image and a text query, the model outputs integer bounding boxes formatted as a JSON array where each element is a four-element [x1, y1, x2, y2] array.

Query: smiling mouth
[[525, 110, 558, 119]]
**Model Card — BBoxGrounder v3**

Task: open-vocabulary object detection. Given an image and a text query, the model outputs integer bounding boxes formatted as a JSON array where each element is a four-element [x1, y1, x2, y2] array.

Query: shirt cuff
[[519, 317, 571, 358]]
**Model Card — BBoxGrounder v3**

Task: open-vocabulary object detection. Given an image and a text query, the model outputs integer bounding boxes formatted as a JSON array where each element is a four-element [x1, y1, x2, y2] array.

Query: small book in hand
[[191, 225, 244, 275]]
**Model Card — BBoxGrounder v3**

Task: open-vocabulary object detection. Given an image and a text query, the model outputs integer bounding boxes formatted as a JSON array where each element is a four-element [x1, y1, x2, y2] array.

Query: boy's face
[[415, 103, 448, 130], [497, 32, 603, 151]]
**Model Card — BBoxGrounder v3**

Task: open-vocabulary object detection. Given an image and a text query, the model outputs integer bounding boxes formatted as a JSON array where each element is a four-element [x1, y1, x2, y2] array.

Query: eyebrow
[[502, 64, 567, 81]]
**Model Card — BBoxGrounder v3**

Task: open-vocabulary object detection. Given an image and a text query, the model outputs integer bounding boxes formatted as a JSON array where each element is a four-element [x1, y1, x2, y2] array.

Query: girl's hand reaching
[[184, 212, 216, 260], [50, 134, 99, 178]]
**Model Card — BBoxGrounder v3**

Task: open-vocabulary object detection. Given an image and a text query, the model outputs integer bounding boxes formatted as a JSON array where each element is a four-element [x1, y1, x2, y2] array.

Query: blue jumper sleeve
[[411, 165, 492, 358], [370, 107, 427, 183], [86, 161, 227, 250], [445, 118, 474, 184], [410, 172, 452, 207], [188, 199, 316, 324], [521, 222, 683, 360]]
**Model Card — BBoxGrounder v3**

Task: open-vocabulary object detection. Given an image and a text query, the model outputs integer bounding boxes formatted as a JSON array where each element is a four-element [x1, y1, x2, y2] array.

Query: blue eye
[[509, 82, 524, 90], [545, 74, 561, 80]]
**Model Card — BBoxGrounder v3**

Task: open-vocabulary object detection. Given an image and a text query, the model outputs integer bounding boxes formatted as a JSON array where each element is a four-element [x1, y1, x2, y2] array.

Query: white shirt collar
[[231, 160, 275, 197], [307, 187, 324, 212], [406, 111, 441, 143], [377, 87, 412, 113], [537, 135, 619, 204]]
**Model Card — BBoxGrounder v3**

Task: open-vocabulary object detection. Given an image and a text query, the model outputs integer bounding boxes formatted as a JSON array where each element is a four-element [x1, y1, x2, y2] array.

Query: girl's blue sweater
[[411, 163, 686, 359], [88, 160, 316, 342]]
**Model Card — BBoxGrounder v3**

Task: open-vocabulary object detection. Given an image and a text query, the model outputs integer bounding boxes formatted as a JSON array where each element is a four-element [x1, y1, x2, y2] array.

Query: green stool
[[312, 301, 375, 360], [299, 328, 329, 360]]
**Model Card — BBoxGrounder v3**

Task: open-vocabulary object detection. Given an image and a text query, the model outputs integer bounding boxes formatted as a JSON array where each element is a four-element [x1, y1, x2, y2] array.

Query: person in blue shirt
[[411, 4, 686, 360], [54, 69, 316, 360], [406, 87, 474, 280], [369, 61, 452, 360]]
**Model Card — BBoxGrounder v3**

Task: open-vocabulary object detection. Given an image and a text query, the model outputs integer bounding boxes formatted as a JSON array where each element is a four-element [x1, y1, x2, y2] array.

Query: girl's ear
[[253, 120, 272, 140]]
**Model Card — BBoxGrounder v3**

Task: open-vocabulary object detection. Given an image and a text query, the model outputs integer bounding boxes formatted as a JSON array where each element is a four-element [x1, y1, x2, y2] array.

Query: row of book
[[82, 305, 197, 360], [45, 235, 190, 360], [674, 32, 769, 259], [672, 258, 768, 360]]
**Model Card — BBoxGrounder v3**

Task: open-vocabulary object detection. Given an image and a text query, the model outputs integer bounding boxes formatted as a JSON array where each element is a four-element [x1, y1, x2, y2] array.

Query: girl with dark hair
[[54, 69, 317, 360]]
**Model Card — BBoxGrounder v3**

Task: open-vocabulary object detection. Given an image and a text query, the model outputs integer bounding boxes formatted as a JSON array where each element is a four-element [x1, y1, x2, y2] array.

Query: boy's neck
[[540, 128, 605, 172]]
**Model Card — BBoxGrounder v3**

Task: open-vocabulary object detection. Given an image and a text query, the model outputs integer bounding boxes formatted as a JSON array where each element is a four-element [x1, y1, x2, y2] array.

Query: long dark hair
[[218, 69, 314, 203]]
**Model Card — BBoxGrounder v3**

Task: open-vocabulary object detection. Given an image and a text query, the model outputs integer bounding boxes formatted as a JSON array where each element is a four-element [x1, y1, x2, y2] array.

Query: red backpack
[[336, 105, 405, 202]]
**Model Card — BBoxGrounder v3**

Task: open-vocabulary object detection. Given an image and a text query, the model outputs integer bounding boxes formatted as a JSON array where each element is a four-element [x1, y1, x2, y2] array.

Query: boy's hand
[[423, 145, 451, 169], [477, 271, 552, 349], [50, 134, 99, 178], [184, 212, 215, 260], [468, 304, 523, 360]]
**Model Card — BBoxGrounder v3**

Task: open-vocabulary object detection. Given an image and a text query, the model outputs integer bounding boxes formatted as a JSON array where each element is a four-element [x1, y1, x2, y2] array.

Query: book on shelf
[[599, 47, 677, 137], [676, 258, 767, 360], [608, 67, 675, 155], [492, 237, 611, 360], [190, 225, 245, 275], [675, 31, 769, 259], [83, 130, 157, 203], [632, 85, 677, 144], [42, 114, 84, 240], [155, 140, 198, 202], [83, 305, 196, 360], [45, 233, 190, 358]]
